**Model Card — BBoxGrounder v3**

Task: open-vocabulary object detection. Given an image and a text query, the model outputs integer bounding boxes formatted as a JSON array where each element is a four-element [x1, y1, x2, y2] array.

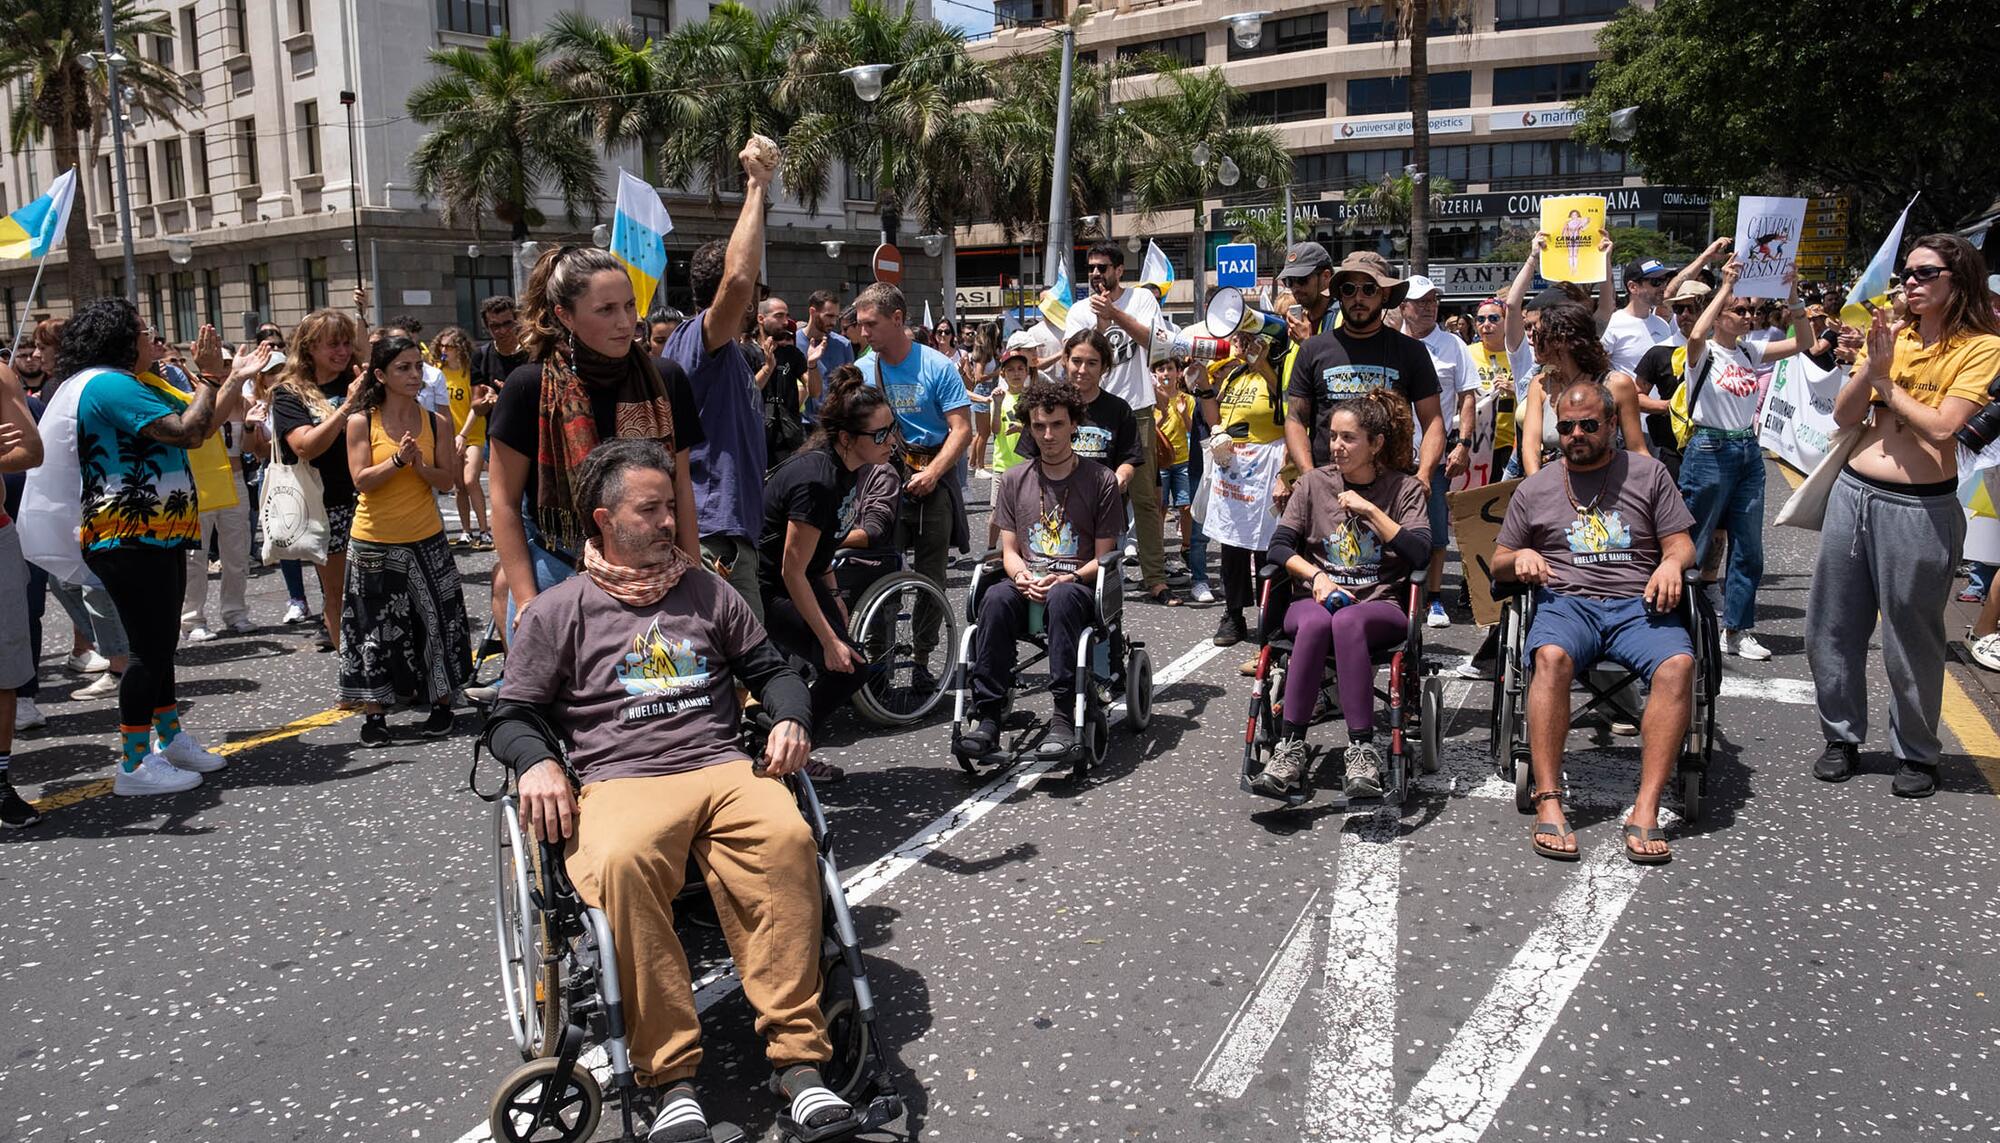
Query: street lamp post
[[340, 91, 364, 294], [1041, 20, 1077, 292], [101, 1, 137, 300]]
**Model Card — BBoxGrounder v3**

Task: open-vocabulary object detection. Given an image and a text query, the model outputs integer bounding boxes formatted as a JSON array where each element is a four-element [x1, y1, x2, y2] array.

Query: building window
[[1292, 151, 1340, 189], [152, 34, 174, 67], [439, 0, 508, 35], [1116, 32, 1205, 73], [2, 288, 13, 339], [305, 257, 329, 311], [1227, 11, 1327, 60], [171, 272, 198, 341], [1557, 140, 1628, 177], [1492, 61, 1597, 105], [179, 6, 200, 69], [1345, 147, 1411, 184], [1486, 140, 1555, 181], [1495, 0, 1627, 31], [191, 132, 210, 195], [292, 0, 312, 33], [228, 0, 250, 54], [1241, 83, 1327, 125], [632, 0, 667, 37], [249, 262, 271, 317], [162, 138, 186, 200], [98, 157, 114, 208], [1347, 5, 1468, 45], [1345, 71, 1470, 116], [845, 162, 876, 203], [994, 0, 1056, 27], [146, 274, 165, 339], [297, 101, 321, 175], [131, 146, 152, 206], [454, 254, 513, 329], [203, 269, 223, 327], [238, 118, 259, 187]]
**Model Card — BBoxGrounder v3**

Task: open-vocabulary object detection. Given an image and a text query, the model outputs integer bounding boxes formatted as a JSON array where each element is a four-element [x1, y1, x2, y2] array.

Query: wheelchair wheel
[[1513, 750, 1533, 813], [1082, 706, 1110, 768], [849, 570, 958, 726], [488, 1057, 603, 1143], [1680, 769, 1704, 823], [494, 802, 562, 1061], [818, 958, 875, 1104], [1123, 647, 1153, 732], [1418, 676, 1443, 775]]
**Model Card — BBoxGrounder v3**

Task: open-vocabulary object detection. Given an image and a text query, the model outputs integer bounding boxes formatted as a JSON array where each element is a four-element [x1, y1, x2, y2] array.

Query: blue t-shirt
[[857, 342, 969, 450], [75, 370, 200, 552], [797, 328, 855, 422], [666, 311, 767, 539]]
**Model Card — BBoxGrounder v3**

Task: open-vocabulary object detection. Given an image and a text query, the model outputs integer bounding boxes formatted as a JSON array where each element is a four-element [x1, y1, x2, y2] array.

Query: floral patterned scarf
[[535, 343, 677, 554], [582, 538, 694, 607]]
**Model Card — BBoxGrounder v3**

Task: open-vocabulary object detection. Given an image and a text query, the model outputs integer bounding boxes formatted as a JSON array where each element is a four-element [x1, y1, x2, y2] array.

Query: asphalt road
[[3, 457, 1997, 1143]]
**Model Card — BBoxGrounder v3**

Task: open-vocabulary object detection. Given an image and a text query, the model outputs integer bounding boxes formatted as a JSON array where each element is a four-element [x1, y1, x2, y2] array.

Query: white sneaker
[[14, 697, 45, 731], [1190, 581, 1216, 604], [113, 752, 203, 796], [1455, 655, 1494, 680], [159, 731, 227, 773], [223, 618, 258, 636], [1971, 632, 2000, 673], [185, 626, 219, 643], [1426, 600, 1451, 629], [64, 650, 111, 674], [73, 672, 123, 700], [1122, 540, 1139, 563], [1725, 630, 1773, 661], [281, 601, 311, 626]]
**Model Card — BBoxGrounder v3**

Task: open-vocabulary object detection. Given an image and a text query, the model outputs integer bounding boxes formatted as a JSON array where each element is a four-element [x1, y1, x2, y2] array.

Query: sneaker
[[281, 600, 312, 626], [185, 626, 219, 644], [14, 697, 46, 731], [1122, 540, 1138, 563], [452, 532, 473, 548], [0, 780, 41, 828], [74, 672, 123, 700], [64, 650, 111, 674], [1342, 741, 1384, 798], [1213, 611, 1246, 648], [1891, 761, 1938, 798], [419, 705, 456, 738], [475, 532, 495, 551], [1609, 719, 1640, 737], [464, 682, 502, 706], [223, 618, 258, 636], [910, 662, 941, 698], [1455, 655, 1494, 681], [803, 757, 846, 783], [1426, 600, 1451, 629], [113, 752, 203, 796], [1969, 632, 2000, 673], [1724, 630, 1773, 661], [1813, 741, 1856, 783], [1038, 717, 1077, 759], [160, 731, 228, 773], [1190, 580, 1216, 604], [359, 714, 393, 748], [1958, 589, 1986, 603], [1251, 737, 1311, 796]]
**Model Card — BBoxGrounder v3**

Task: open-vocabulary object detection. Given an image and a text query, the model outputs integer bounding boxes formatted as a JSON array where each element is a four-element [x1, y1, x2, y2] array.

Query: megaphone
[[1148, 313, 1229, 366], [1203, 286, 1286, 342]]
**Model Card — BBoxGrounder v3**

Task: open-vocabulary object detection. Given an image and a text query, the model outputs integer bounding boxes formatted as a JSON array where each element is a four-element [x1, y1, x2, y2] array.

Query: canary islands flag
[[0, 169, 77, 262], [1039, 258, 1074, 326], [1139, 240, 1176, 295], [1840, 195, 1917, 327], [610, 168, 673, 311]]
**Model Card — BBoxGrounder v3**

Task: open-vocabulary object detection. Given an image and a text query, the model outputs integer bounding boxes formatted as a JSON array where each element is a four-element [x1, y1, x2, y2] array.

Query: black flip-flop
[[1148, 586, 1182, 607], [1529, 789, 1579, 860], [1622, 823, 1672, 865]]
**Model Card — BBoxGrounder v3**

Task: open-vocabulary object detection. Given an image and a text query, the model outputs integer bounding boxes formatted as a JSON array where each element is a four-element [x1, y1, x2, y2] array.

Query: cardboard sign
[[1732, 196, 1808, 299], [1537, 195, 1606, 284], [1448, 478, 1522, 629]]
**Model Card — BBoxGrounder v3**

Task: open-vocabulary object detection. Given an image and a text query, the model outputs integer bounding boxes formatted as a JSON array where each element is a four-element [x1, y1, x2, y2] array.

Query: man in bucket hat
[[1283, 251, 1444, 486]]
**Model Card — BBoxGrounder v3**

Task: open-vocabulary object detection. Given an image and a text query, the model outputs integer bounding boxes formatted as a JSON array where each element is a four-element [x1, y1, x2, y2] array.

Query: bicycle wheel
[[848, 570, 959, 726]]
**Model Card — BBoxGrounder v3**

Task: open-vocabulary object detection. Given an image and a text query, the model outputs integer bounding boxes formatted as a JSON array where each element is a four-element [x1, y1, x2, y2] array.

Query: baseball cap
[[999, 330, 1038, 365], [1276, 242, 1333, 282], [1622, 257, 1671, 282], [1404, 275, 1441, 301], [1525, 285, 1573, 312]]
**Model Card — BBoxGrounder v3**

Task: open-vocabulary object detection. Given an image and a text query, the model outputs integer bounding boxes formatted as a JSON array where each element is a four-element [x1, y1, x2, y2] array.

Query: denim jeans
[[1678, 432, 1765, 631]]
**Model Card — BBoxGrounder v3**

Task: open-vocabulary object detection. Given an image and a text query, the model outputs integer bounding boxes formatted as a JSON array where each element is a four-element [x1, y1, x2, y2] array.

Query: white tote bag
[[259, 431, 330, 564], [1773, 424, 1861, 531], [18, 368, 115, 586]]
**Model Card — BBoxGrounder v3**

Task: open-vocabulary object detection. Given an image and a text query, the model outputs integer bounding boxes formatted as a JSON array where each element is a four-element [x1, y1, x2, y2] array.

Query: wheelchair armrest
[[1489, 581, 1532, 600], [1258, 562, 1283, 583], [965, 550, 1006, 623]]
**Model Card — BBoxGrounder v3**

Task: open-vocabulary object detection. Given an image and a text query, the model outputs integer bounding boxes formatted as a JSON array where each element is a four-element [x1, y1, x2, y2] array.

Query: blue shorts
[[1428, 469, 1451, 551], [1160, 462, 1192, 508], [1527, 590, 1694, 684]]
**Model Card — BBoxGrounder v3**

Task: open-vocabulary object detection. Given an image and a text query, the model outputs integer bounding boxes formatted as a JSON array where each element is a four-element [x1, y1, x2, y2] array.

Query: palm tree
[[0, 0, 192, 303], [543, 11, 666, 158], [1363, 0, 1474, 273], [647, 0, 817, 203], [1124, 60, 1292, 309], [1343, 170, 1459, 263], [1224, 207, 1291, 269], [406, 34, 603, 241]]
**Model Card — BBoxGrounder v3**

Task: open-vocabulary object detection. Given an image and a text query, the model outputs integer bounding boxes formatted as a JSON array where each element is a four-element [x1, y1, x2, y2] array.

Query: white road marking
[[1718, 674, 1817, 705], [456, 637, 1229, 1143], [1301, 809, 1402, 1143], [1192, 887, 1324, 1099], [1393, 839, 1650, 1143]]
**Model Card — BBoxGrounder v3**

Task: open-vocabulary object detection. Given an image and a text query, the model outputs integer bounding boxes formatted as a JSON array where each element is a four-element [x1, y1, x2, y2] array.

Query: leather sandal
[[1621, 823, 1672, 865], [1529, 789, 1580, 861]]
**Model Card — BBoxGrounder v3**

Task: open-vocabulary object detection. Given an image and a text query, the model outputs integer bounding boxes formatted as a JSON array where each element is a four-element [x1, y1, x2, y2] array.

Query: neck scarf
[[535, 342, 677, 554], [582, 538, 694, 607]]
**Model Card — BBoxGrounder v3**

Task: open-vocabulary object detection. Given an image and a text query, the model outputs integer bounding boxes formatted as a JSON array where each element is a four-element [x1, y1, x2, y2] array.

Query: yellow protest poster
[[1538, 195, 1607, 283]]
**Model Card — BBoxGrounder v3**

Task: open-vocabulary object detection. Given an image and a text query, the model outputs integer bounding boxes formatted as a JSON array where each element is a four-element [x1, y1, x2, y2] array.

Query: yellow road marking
[[28, 707, 357, 813]]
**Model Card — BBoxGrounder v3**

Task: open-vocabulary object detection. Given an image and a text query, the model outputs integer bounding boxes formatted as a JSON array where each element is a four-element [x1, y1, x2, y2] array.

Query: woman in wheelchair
[[486, 439, 867, 1143], [755, 369, 900, 772], [1252, 389, 1431, 798], [959, 377, 1124, 761]]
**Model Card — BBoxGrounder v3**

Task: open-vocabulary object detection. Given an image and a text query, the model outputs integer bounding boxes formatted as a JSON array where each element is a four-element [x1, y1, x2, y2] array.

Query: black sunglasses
[[864, 423, 897, 445], [1671, 303, 1699, 314], [1900, 264, 1948, 284], [1086, 263, 1115, 274], [1337, 280, 1381, 299], [1642, 276, 1670, 287], [1555, 418, 1601, 435], [1473, 313, 1503, 324]]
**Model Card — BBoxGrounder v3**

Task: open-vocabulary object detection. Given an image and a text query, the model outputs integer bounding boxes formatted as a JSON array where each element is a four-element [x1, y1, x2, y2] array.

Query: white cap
[[1000, 330, 1039, 364], [260, 349, 287, 374], [1404, 275, 1441, 301]]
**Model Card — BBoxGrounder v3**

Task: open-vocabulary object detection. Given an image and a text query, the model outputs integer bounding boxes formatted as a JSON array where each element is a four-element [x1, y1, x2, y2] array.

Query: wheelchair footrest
[[1240, 773, 1314, 809]]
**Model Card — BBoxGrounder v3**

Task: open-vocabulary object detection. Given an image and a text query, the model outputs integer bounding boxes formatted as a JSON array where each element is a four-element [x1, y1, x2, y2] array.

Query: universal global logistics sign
[[1337, 113, 1475, 139]]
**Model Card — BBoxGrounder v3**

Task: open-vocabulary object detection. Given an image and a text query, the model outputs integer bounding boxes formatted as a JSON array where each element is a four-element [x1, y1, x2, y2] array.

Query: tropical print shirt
[[76, 370, 201, 552]]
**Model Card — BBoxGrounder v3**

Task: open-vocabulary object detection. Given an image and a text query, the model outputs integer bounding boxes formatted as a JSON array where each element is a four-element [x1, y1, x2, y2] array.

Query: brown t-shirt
[[498, 568, 766, 784], [1494, 450, 1694, 600], [1276, 467, 1429, 603], [993, 458, 1123, 575]]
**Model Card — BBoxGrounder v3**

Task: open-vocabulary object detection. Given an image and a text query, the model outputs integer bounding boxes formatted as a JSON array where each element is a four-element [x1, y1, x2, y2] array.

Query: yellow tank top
[[443, 365, 487, 446], [1212, 362, 1287, 445], [350, 408, 445, 544]]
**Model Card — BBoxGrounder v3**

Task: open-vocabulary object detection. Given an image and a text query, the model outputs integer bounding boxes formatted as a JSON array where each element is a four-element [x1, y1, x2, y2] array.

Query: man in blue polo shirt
[[854, 282, 970, 686]]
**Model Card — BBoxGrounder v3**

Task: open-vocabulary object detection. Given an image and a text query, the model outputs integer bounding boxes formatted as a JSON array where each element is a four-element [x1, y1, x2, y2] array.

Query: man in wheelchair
[[485, 439, 864, 1143], [1493, 380, 1698, 865], [958, 377, 1124, 761]]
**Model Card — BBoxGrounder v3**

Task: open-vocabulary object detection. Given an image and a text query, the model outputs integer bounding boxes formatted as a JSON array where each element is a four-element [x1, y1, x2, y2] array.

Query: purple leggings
[[1281, 597, 1408, 733]]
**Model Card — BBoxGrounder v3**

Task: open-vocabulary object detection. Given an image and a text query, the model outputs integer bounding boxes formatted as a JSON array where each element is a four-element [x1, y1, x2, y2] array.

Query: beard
[[608, 519, 675, 567], [1341, 297, 1382, 330], [1563, 436, 1608, 466]]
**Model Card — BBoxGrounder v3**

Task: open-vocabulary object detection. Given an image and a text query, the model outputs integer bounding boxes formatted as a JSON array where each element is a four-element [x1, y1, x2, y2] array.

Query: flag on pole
[[922, 299, 934, 330], [1840, 195, 1918, 327], [0, 169, 77, 261], [1039, 259, 1074, 326], [610, 168, 673, 312], [1139, 240, 1176, 295]]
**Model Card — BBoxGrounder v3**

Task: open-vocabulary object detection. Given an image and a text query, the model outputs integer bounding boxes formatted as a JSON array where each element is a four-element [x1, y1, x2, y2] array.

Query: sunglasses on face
[[1728, 306, 1758, 317], [866, 423, 898, 445], [1474, 313, 1503, 324], [1900, 264, 1948, 284], [1555, 418, 1601, 435], [1671, 303, 1698, 314], [1642, 276, 1670, 287], [1336, 280, 1381, 299], [1086, 263, 1114, 275]]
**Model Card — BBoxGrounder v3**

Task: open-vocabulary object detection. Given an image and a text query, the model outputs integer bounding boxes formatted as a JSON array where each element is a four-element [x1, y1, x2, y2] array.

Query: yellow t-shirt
[[443, 365, 487, 447], [1156, 391, 1194, 465], [1859, 327, 2000, 411], [350, 409, 446, 545], [151, 374, 239, 513], [990, 387, 1027, 474], [1212, 361, 1287, 446], [1470, 342, 1517, 449]]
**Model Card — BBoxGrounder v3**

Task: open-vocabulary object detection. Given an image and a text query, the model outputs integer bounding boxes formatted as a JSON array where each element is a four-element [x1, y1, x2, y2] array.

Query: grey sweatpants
[[1805, 469, 1965, 766]]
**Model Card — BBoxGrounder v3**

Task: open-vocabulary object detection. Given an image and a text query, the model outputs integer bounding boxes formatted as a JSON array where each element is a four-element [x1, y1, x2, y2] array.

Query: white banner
[[1449, 389, 1500, 494], [1757, 353, 1846, 474], [1732, 196, 1809, 300]]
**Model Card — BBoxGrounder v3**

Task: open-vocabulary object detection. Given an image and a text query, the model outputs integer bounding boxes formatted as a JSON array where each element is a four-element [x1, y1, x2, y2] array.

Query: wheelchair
[[947, 553, 1155, 782], [1488, 572, 1721, 821], [830, 549, 957, 727], [474, 726, 903, 1143], [1240, 568, 1443, 810]]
